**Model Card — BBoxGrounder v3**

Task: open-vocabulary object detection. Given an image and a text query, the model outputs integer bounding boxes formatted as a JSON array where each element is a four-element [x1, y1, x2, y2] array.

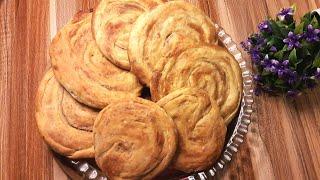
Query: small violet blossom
[[286, 90, 300, 97], [250, 49, 262, 64], [304, 24, 320, 42], [240, 39, 252, 51], [258, 20, 272, 33], [302, 75, 317, 89], [253, 75, 263, 84], [315, 68, 320, 79], [283, 31, 302, 50], [270, 46, 277, 52], [277, 8, 294, 21]]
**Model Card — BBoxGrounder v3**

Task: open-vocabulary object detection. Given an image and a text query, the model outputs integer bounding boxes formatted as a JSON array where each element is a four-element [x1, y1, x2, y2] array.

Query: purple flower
[[304, 24, 320, 42], [270, 46, 277, 52], [268, 59, 296, 83], [241, 34, 267, 54], [283, 32, 302, 50], [262, 58, 295, 81], [265, 65, 278, 73], [259, 55, 269, 67], [282, 60, 289, 67], [278, 61, 291, 78], [307, 81, 317, 89], [302, 75, 317, 89], [260, 55, 269, 65], [255, 35, 267, 47], [254, 86, 262, 96], [287, 70, 298, 85], [315, 68, 320, 79], [263, 58, 280, 73], [249, 49, 262, 65], [240, 39, 252, 51], [254, 74, 261, 81], [270, 66, 278, 73], [277, 8, 294, 21], [265, 59, 280, 73], [258, 20, 272, 33], [277, 69, 285, 78], [271, 59, 279, 66], [242, 35, 267, 66], [286, 90, 300, 97], [265, 87, 276, 94]]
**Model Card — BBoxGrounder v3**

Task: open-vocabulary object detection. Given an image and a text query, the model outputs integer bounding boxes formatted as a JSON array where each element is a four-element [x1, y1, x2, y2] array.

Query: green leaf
[[313, 49, 320, 67], [274, 49, 284, 59], [294, 22, 304, 34], [301, 40, 317, 55], [312, 11, 320, 27], [301, 12, 312, 25], [274, 79, 286, 89], [262, 69, 271, 76], [275, 79, 285, 85], [303, 63, 313, 73], [283, 44, 290, 52], [311, 16, 319, 27], [288, 22, 296, 30], [280, 28, 290, 37], [295, 59, 303, 69], [274, 46, 287, 60], [313, 58, 320, 67], [302, 46, 311, 57], [267, 37, 275, 46], [267, 36, 283, 47], [289, 48, 297, 64], [270, 20, 283, 37]]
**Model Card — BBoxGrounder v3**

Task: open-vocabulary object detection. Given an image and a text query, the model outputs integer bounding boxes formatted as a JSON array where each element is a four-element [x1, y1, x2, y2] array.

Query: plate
[[54, 24, 254, 180]]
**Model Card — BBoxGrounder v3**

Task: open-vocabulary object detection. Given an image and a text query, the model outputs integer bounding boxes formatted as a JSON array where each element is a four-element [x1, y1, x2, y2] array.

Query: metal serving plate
[[54, 24, 254, 180]]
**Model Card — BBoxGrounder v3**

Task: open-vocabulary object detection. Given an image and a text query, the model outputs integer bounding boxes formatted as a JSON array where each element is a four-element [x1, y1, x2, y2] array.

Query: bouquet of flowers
[[241, 5, 320, 97]]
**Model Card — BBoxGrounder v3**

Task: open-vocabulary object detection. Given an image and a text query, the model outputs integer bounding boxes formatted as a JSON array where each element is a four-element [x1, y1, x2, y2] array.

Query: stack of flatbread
[[35, 0, 243, 179]]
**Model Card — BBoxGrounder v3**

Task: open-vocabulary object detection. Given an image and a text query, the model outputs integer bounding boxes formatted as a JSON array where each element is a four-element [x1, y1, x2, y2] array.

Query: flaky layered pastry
[[35, 70, 97, 159], [151, 45, 242, 124], [50, 12, 142, 109], [94, 98, 177, 180], [157, 88, 226, 172], [128, 1, 217, 85], [92, 0, 164, 70]]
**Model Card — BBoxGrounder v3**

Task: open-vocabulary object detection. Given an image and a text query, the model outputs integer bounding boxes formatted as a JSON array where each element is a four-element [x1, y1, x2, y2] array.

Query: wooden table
[[1, 0, 320, 179]]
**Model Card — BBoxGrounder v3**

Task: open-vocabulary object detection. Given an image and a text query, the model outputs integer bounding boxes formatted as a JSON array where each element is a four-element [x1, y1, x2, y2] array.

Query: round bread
[[92, 0, 164, 70], [94, 98, 177, 180], [157, 88, 226, 172], [35, 70, 97, 159], [128, 1, 218, 85], [151, 45, 242, 124], [50, 12, 142, 109]]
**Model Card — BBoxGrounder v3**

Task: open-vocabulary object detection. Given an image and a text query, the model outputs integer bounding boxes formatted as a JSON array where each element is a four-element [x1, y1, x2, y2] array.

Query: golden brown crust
[[50, 12, 142, 109], [35, 70, 97, 159], [92, 0, 164, 70], [157, 88, 226, 172], [151, 45, 242, 124], [94, 98, 177, 180], [128, 1, 217, 85], [61, 88, 98, 131]]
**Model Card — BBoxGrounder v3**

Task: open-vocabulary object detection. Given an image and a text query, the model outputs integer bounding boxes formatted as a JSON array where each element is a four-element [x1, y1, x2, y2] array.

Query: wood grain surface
[[1, 0, 320, 179]]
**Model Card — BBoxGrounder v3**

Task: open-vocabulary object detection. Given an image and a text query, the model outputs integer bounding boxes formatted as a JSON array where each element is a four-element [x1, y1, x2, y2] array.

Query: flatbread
[[92, 0, 164, 70], [128, 1, 217, 85], [50, 12, 142, 109], [151, 45, 242, 124], [157, 88, 226, 172], [94, 98, 177, 179], [35, 70, 97, 159]]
